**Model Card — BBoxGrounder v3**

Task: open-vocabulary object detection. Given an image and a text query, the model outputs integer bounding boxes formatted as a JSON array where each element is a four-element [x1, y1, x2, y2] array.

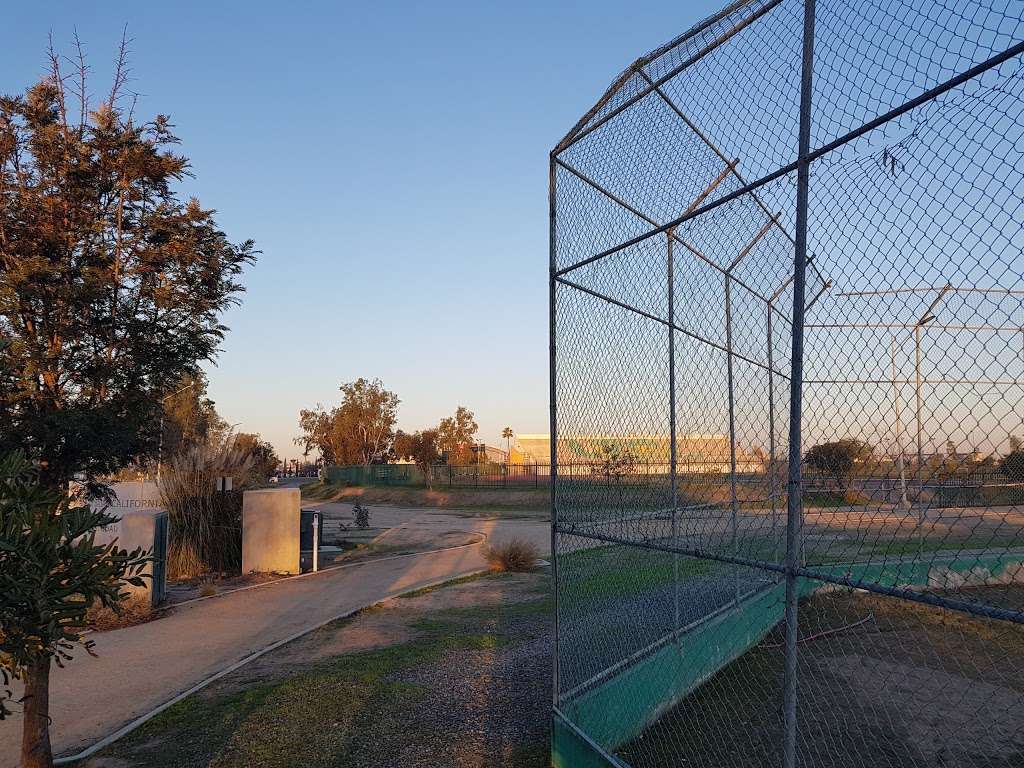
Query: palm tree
[[502, 427, 514, 464]]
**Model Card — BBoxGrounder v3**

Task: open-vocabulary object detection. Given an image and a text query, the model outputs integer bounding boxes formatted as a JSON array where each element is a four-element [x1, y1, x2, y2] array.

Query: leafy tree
[[0, 46, 255, 494], [804, 439, 873, 488], [296, 378, 399, 465], [502, 427, 513, 462], [393, 429, 440, 488], [437, 406, 478, 464], [233, 432, 280, 482], [590, 441, 638, 482], [1000, 449, 1024, 482], [0, 452, 149, 768], [160, 373, 228, 458], [589, 441, 638, 513], [0, 44, 253, 766]]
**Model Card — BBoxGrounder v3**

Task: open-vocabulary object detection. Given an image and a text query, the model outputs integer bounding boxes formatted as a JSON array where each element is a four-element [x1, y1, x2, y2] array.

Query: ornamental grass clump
[[485, 538, 540, 573], [160, 440, 253, 579]]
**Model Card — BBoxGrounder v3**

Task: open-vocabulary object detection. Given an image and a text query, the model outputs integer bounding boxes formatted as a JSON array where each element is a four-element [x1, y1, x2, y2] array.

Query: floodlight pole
[[912, 284, 948, 547], [784, 2, 816, 768]]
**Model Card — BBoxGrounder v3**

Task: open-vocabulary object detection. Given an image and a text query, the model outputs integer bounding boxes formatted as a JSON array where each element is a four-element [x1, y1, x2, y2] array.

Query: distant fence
[[324, 462, 741, 490], [324, 463, 1023, 503], [324, 463, 550, 489]]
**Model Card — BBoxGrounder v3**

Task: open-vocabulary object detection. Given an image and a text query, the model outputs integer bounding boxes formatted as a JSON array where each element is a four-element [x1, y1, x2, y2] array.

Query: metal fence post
[[784, 1, 816, 767], [914, 323, 925, 556], [726, 274, 740, 602], [891, 336, 910, 508], [668, 229, 679, 633], [768, 303, 778, 560], [549, 155, 561, 708], [312, 512, 319, 573]]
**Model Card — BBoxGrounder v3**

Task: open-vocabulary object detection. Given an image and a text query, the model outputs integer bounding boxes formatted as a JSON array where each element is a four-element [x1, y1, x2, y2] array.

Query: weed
[[486, 539, 541, 572]]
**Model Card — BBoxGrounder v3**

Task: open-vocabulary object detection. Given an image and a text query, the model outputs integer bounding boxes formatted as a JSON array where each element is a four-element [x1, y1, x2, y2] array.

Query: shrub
[[804, 439, 873, 488], [353, 502, 371, 529], [86, 594, 155, 632], [0, 450, 149, 756], [160, 440, 253, 579], [1001, 449, 1024, 481], [486, 538, 540, 572]]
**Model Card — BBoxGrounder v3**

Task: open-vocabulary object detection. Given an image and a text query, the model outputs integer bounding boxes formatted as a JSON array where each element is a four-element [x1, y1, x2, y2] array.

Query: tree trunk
[[21, 657, 54, 768]]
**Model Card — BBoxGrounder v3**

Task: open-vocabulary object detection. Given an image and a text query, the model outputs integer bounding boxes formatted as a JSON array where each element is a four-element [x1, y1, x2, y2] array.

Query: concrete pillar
[[92, 482, 167, 606], [242, 488, 301, 574]]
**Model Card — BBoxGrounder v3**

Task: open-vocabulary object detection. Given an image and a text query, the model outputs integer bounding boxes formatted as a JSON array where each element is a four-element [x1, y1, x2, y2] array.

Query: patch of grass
[[560, 545, 716, 601], [396, 571, 491, 598], [94, 575, 554, 768], [859, 536, 1024, 557], [425, 595, 555, 625], [98, 624, 510, 768], [96, 683, 278, 767], [802, 490, 856, 508]]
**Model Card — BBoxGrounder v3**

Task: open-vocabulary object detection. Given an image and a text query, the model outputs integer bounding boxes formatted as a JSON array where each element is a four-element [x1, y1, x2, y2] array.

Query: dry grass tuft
[[485, 538, 540, 573], [86, 593, 156, 631]]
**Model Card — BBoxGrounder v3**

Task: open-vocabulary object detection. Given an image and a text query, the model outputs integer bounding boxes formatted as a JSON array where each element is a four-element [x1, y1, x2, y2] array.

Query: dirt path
[[0, 512, 549, 767]]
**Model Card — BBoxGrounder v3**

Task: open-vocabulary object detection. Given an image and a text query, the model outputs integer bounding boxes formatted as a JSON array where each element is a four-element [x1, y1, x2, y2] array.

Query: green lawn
[[558, 544, 719, 602]]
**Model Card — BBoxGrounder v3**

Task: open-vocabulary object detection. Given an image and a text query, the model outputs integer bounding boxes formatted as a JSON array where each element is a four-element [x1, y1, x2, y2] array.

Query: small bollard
[[312, 511, 319, 572]]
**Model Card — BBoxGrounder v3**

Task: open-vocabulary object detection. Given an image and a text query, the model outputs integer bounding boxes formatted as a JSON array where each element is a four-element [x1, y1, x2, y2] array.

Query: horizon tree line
[[295, 377, 506, 469]]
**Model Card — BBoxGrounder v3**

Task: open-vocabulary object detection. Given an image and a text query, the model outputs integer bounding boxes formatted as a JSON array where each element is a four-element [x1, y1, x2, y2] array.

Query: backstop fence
[[549, 2, 1024, 767]]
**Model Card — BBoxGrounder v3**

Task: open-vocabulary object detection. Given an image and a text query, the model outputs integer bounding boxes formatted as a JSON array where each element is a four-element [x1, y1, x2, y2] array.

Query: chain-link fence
[[549, 2, 1024, 766]]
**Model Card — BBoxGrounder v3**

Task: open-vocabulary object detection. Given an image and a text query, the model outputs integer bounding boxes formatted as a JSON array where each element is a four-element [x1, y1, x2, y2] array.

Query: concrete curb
[[54, 566, 492, 765], [163, 532, 487, 611]]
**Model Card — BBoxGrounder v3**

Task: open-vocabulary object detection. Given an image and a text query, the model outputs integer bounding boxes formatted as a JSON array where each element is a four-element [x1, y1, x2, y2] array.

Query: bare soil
[[618, 586, 1024, 768]]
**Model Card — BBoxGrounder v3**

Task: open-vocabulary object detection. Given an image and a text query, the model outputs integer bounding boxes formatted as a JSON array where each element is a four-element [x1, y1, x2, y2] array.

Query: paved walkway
[[0, 511, 549, 765]]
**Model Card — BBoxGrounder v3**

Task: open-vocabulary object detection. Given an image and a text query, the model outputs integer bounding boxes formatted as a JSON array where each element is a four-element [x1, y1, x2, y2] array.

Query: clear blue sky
[[3, 0, 722, 460]]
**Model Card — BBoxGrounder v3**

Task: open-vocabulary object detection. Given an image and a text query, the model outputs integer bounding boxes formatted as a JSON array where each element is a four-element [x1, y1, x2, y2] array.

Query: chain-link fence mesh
[[549, 2, 1024, 766]]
